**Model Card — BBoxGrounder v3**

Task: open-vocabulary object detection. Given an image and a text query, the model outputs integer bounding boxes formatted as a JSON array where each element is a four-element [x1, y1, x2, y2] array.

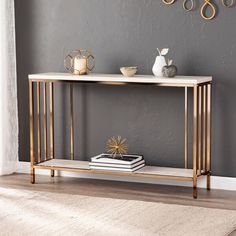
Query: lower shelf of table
[[34, 159, 195, 181]]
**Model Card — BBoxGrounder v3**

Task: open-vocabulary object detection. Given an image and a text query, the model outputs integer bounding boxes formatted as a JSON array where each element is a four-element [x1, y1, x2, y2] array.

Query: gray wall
[[15, 0, 236, 177]]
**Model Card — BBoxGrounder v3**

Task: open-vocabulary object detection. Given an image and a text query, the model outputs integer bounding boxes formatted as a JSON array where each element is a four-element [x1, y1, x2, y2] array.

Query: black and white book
[[90, 163, 145, 172], [89, 159, 145, 169], [90, 153, 143, 165]]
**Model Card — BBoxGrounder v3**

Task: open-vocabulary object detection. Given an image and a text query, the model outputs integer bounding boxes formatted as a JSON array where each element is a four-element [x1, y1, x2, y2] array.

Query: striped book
[[89, 154, 145, 172], [89, 163, 145, 172]]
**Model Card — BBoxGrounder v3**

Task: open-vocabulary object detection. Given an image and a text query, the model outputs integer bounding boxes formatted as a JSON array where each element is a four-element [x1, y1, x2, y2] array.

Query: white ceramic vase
[[152, 56, 167, 77]]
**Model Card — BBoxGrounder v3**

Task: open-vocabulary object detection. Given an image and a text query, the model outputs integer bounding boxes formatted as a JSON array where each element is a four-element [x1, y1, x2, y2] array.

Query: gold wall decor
[[106, 136, 128, 158], [162, 0, 235, 20]]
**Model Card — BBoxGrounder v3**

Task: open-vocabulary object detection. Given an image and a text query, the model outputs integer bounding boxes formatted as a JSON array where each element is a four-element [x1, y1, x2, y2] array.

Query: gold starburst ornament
[[106, 136, 128, 158]]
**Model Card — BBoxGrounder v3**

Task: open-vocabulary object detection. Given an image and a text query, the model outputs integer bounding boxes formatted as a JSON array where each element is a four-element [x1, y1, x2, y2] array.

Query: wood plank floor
[[0, 173, 235, 211]]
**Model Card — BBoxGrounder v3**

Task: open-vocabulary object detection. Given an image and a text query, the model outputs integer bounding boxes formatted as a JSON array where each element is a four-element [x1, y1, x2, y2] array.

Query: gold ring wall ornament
[[221, 0, 235, 7], [183, 0, 194, 11], [64, 49, 95, 75], [162, 0, 234, 20], [200, 0, 216, 20], [162, 0, 175, 5]]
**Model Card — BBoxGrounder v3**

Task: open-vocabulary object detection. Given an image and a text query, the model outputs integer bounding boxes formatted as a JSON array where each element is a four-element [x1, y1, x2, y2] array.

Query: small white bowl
[[120, 66, 137, 77]]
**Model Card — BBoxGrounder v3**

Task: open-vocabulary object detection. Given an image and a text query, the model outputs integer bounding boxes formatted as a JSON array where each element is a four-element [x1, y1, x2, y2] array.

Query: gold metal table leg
[[185, 87, 188, 169], [193, 85, 198, 198], [29, 81, 35, 184], [36, 82, 41, 163], [51, 170, 55, 177], [202, 85, 207, 172], [207, 83, 212, 190], [198, 86, 202, 176], [31, 167, 35, 184], [49, 82, 55, 177], [43, 82, 47, 161], [70, 84, 74, 160]]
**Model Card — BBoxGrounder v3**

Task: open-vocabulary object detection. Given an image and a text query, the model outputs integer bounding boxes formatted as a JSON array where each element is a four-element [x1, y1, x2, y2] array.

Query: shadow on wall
[[216, 79, 234, 176], [15, 0, 34, 163]]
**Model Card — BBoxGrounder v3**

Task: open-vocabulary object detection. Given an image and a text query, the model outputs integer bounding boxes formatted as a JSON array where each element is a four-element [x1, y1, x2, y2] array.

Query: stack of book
[[89, 154, 145, 172]]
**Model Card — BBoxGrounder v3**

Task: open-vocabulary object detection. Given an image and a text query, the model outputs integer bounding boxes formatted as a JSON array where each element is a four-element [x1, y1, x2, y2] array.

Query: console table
[[28, 73, 212, 198]]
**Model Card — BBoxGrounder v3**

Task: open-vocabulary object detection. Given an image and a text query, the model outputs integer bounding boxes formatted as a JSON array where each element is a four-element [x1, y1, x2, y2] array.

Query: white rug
[[0, 187, 236, 236]]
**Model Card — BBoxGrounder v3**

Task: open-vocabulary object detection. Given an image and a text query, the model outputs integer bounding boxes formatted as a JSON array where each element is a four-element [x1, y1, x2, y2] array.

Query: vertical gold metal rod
[[43, 82, 47, 161], [193, 85, 198, 198], [36, 82, 41, 163], [49, 82, 55, 177], [207, 83, 212, 190], [49, 82, 54, 159], [70, 84, 74, 160], [198, 86, 202, 175], [29, 81, 35, 184], [184, 87, 188, 169], [202, 85, 207, 172]]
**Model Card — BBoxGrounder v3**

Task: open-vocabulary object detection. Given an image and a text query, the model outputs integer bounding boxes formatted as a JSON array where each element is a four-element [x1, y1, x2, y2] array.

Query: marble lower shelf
[[35, 159, 193, 180]]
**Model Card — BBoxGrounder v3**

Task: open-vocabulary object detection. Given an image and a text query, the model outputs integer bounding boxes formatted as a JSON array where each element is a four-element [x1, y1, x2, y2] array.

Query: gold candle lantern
[[64, 49, 95, 75]]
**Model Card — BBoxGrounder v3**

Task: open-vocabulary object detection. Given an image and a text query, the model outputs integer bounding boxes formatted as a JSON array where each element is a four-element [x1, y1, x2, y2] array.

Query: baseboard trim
[[17, 161, 236, 191]]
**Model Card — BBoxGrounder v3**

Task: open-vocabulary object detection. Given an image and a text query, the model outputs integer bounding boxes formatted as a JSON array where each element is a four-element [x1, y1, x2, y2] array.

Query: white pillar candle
[[74, 57, 87, 75]]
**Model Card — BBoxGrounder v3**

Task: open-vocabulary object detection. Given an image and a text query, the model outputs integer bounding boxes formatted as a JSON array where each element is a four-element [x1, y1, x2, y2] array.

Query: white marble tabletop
[[29, 73, 212, 86]]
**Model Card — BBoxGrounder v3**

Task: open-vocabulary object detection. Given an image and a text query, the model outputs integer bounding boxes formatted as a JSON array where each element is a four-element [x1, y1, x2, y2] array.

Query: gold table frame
[[28, 74, 212, 198]]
